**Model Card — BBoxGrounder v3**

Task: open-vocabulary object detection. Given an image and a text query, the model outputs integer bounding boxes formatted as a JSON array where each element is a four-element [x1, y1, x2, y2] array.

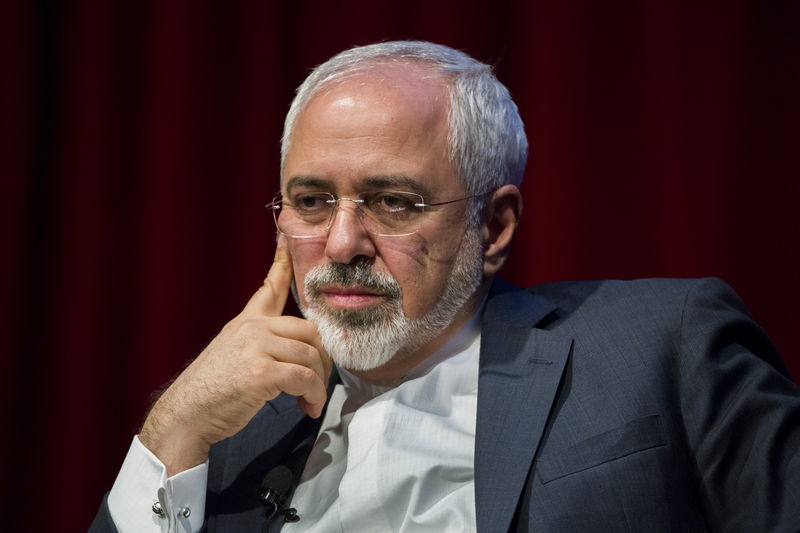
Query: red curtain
[[4, 1, 798, 531]]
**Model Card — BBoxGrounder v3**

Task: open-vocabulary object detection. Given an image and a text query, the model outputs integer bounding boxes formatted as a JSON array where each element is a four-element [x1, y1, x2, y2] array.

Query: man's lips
[[318, 286, 385, 309]]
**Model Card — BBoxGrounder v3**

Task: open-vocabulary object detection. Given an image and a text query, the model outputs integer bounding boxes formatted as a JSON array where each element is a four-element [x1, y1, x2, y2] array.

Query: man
[[91, 41, 799, 532]]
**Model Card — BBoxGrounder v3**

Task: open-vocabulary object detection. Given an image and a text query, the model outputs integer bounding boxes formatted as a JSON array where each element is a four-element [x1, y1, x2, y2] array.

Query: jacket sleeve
[[678, 277, 800, 531], [87, 495, 119, 533]]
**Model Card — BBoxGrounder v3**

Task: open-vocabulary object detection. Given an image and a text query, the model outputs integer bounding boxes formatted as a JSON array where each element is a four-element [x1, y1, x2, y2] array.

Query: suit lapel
[[475, 288, 572, 533], [207, 370, 341, 533]]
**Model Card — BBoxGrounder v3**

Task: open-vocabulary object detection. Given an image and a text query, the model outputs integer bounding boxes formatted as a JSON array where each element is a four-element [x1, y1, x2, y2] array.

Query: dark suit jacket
[[91, 278, 800, 532]]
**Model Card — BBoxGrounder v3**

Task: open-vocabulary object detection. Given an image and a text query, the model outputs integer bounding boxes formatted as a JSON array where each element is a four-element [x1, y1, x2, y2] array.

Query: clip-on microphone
[[260, 465, 300, 528]]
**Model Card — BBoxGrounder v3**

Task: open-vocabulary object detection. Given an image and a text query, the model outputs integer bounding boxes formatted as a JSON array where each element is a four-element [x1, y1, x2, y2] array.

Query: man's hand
[[139, 239, 330, 475]]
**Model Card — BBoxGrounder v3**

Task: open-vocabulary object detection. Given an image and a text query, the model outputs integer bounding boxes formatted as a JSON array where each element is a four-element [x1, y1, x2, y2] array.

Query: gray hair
[[280, 41, 527, 214]]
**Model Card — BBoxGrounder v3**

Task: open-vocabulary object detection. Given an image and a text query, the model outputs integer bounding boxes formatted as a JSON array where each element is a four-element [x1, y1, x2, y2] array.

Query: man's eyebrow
[[362, 175, 433, 198], [285, 174, 434, 198], [285, 176, 331, 191]]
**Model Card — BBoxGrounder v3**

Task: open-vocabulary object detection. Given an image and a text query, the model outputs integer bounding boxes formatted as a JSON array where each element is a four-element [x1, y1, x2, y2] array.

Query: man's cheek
[[375, 234, 431, 270], [288, 238, 327, 264], [288, 241, 325, 293]]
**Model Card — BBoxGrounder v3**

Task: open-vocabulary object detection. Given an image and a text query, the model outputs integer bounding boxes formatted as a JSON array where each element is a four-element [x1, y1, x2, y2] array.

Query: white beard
[[299, 228, 484, 372]]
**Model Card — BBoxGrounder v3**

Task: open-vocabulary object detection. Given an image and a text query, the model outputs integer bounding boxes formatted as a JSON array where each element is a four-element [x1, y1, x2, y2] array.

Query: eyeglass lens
[[272, 191, 425, 237]]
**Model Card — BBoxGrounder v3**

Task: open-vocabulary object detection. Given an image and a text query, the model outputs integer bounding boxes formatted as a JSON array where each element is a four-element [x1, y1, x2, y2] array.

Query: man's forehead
[[301, 67, 450, 123], [282, 68, 459, 188]]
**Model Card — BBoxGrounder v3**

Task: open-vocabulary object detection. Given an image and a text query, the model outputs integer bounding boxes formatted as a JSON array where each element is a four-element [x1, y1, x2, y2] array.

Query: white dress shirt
[[285, 316, 480, 532], [107, 436, 207, 533], [108, 311, 481, 533]]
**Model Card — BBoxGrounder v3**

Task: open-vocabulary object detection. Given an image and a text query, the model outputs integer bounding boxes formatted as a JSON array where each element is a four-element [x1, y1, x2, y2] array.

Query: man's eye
[[293, 194, 329, 210], [371, 193, 415, 212]]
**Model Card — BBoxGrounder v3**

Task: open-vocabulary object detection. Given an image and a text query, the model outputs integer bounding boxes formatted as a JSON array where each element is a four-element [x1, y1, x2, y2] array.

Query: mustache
[[304, 260, 402, 300]]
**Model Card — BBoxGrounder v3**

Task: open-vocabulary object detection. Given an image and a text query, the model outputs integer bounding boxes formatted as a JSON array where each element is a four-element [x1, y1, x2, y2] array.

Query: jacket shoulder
[[518, 277, 746, 323], [526, 277, 733, 303]]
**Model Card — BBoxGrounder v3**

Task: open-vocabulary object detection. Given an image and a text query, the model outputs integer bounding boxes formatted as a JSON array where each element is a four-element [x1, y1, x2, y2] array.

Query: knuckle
[[290, 365, 317, 384], [249, 357, 275, 380], [303, 343, 320, 362], [261, 277, 281, 295]]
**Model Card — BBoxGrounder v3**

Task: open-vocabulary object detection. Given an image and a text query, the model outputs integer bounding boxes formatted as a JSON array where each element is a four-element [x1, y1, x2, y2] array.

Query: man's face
[[282, 69, 484, 374]]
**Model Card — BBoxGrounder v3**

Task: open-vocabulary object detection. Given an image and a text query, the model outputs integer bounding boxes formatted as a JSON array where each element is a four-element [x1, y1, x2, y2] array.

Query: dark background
[[2, 1, 798, 531]]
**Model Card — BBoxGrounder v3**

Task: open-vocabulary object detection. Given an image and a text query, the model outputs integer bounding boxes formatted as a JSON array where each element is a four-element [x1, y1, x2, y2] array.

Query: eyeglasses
[[266, 190, 484, 238]]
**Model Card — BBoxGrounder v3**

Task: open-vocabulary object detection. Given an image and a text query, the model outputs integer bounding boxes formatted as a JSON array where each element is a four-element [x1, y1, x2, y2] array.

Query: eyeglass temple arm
[[416, 191, 492, 208]]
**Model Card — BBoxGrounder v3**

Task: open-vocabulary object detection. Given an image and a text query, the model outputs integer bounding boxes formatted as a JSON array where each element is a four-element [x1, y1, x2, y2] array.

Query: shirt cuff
[[107, 435, 208, 533]]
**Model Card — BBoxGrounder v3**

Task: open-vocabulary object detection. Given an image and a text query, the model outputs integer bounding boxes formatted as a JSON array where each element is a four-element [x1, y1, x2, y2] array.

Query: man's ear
[[481, 185, 522, 277]]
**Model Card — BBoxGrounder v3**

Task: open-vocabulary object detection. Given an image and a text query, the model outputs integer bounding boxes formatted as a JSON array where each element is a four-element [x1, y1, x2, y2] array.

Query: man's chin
[[331, 350, 401, 373], [306, 300, 398, 329], [303, 304, 408, 372]]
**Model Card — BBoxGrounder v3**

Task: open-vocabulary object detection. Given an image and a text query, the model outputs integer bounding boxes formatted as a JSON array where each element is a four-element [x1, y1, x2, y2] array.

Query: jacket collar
[[475, 280, 572, 533]]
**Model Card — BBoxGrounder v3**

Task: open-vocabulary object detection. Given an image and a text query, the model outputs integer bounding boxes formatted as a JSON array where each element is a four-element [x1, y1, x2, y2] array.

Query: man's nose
[[324, 200, 377, 264]]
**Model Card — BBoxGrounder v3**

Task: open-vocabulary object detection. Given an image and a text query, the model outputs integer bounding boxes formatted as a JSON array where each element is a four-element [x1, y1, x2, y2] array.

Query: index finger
[[243, 236, 293, 316]]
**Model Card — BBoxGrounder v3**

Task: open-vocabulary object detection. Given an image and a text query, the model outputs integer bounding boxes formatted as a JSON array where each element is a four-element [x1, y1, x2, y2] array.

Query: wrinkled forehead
[[300, 64, 450, 132], [282, 63, 453, 168], [281, 67, 459, 196], [302, 75, 447, 134]]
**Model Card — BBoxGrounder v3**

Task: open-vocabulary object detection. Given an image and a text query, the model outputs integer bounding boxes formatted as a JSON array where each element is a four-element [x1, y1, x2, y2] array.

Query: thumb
[[243, 237, 293, 316]]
